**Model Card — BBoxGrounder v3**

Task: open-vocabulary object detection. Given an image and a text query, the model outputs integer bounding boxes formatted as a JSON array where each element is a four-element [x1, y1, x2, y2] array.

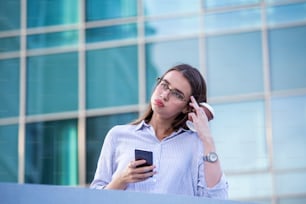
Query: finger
[[133, 170, 156, 180], [190, 98, 205, 118], [133, 159, 147, 167], [134, 165, 155, 173], [128, 161, 134, 168], [190, 96, 200, 109]]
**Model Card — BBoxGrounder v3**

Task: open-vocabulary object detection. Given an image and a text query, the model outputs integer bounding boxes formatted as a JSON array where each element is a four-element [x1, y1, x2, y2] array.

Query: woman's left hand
[[188, 96, 213, 143]]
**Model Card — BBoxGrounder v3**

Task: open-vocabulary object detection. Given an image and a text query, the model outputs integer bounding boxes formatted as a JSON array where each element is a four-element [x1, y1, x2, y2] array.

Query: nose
[[160, 89, 170, 101]]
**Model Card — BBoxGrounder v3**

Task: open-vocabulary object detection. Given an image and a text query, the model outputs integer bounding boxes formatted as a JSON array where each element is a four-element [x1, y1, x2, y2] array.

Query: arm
[[90, 128, 155, 190], [188, 96, 225, 188]]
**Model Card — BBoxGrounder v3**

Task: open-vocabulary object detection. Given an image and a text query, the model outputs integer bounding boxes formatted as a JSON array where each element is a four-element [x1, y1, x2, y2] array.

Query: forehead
[[163, 70, 192, 96]]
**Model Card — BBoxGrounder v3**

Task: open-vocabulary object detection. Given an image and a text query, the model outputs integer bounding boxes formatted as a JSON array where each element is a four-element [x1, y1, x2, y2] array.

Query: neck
[[149, 116, 174, 140]]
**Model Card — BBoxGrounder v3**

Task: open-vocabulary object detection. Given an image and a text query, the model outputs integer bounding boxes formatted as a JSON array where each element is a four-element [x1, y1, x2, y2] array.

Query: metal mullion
[[199, 0, 207, 85], [18, 0, 27, 184], [77, 0, 86, 186], [138, 0, 147, 115], [261, 1, 276, 204]]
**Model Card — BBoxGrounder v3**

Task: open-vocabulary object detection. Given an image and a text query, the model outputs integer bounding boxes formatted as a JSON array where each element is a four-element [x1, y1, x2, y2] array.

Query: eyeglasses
[[157, 78, 187, 102]]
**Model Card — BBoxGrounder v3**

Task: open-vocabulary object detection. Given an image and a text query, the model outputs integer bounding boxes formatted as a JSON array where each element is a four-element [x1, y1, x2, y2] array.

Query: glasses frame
[[156, 77, 188, 102]]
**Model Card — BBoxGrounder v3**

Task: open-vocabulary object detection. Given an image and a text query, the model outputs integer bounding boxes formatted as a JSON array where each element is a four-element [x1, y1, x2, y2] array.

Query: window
[[25, 119, 78, 185], [27, 52, 78, 115], [86, 46, 138, 109]]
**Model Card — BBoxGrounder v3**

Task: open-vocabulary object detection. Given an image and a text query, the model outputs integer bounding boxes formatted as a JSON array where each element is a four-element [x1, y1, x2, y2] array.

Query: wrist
[[106, 177, 128, 190]]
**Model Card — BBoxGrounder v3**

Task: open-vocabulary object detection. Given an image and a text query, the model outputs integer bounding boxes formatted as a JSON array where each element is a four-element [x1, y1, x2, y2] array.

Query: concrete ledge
[[0, 183, 254, 204]]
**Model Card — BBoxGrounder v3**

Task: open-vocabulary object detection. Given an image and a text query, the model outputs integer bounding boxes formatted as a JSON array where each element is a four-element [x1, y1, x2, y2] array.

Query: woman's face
[[151, 70, 192, 120]]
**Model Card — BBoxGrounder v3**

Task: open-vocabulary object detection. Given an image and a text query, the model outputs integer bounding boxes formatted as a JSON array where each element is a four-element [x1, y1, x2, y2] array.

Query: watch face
[[209, 152, 218, 162]]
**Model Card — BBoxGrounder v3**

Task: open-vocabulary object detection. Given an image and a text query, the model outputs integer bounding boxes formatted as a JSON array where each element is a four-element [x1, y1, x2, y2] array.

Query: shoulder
[[179, 131, 204, 150], [109, 124, 137, 133], [106, 124, 138, 139]]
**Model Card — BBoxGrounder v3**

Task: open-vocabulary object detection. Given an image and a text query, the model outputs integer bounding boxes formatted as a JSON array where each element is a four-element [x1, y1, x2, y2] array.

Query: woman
[[90, 64, 228, 199]]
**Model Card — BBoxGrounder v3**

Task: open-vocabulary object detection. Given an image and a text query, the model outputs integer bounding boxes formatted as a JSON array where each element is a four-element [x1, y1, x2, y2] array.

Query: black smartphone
[[134, 149, 153, 168]]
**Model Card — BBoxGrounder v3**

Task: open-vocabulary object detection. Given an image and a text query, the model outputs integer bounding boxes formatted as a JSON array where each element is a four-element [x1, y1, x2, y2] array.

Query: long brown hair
[[132, 64, 207, 131]]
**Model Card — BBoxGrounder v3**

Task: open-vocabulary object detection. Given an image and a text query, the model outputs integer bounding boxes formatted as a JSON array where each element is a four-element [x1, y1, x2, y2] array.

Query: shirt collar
[[135, 120, 150, 131], [135, 120, 190, 135]]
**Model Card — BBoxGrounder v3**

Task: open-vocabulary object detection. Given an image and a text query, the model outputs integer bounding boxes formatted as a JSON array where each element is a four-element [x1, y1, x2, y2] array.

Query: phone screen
[[135, 149, 153, 168]]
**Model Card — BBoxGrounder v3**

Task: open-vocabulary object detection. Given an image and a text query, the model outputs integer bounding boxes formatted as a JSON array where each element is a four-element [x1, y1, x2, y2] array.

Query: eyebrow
[[162, 79, 186, 96]]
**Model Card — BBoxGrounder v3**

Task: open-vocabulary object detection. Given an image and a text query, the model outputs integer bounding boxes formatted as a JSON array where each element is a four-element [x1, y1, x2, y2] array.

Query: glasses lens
[[171, 91, 184, 101]]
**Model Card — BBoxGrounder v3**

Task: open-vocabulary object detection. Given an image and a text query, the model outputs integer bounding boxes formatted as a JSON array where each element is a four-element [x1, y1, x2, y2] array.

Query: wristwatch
[[203, 152, 218, 163]]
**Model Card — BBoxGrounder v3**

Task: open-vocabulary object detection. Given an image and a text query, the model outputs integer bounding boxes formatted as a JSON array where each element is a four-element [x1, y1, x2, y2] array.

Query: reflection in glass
[[86, 113, 138, 183], [86, 24, 137, 43], [269, 26, 306, 91], [205, 8, 261, 33], [206, 31, 264, 97], [0, 0, 20, 31], [271, 95, 306, 170], [143, 0, 200, 16], [204, 0, 260, 9], [86, 0, 137, 21], [267, 3, 306, 26], [0, 125, 18, 182], [27, 53, 78, 115], [210, 101, 268, 172], [25, 119, 78, 185], [0, 58, 20, 118], [27, 0, 79, 28], [27, 31, 78, 50], [275, 172, 306, 195], [145, 16, 200, 37], [0, 37, 20, 53], [86, 46, 138, 109], [228, 173, 272, 200]]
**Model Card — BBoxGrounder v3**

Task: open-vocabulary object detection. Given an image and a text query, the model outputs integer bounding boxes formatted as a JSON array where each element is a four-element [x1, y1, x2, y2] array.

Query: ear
[[182, 105, 191, 114]]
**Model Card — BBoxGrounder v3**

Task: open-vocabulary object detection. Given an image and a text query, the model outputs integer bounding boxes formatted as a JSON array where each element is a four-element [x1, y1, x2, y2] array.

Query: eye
[[172, 90, 184, 100], [160, 81, 168, 90]]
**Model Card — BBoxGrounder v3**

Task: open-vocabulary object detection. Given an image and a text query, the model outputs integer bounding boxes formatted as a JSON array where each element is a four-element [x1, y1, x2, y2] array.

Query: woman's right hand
[[105, 160, 156, 190]]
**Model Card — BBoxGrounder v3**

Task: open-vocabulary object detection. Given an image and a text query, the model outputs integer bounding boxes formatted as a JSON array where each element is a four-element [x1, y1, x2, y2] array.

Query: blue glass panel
[[86, 112, 138, 183], [271, 95, 306, 169], [86, 46, 138, 109], [25, 119, 78, 185], [27, 53, 78, 115], [275, 172, 306, 195], [206, 32, 264, 97], [145, 16, 200, 37], [0, 58, 20, 118], [0, 37, 20, 53], [210, 101, 268, 171], [269, 26, 306, 91], [145, 39, 199, 101], [86, 24, 137, 43], [228, 173, 272, 200], [27, 0, 79, 28], [27, 30, 78, 50], [0, 125, 18, 182], [144, 0, 200, 16], [0, 0, 20, 31], [86, 0, 137, 21], [204, 0, 260, 9], [267, 3, 306, 26], [205, 8, 261, 33]]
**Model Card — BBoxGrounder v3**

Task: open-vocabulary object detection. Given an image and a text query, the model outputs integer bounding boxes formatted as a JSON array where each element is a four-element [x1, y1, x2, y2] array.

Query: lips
[[154, 99, 164, 107]]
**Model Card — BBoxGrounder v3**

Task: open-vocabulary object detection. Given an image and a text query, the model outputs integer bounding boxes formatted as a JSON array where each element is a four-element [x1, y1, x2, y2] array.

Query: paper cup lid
[[200, 102, 215, 119]]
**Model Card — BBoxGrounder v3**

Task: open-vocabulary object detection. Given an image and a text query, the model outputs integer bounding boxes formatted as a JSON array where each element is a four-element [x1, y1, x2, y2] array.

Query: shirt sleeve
[[90, 128, 116, 189], [196, 158, 229, 199]]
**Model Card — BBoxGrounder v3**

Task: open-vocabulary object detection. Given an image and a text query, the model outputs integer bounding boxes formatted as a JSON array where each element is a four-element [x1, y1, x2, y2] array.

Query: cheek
[[150, 88, 159, 100], [168, 103, 187, 116]]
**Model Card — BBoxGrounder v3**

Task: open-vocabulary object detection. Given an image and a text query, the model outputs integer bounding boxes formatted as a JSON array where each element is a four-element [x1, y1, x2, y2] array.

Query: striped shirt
[[90, 120, 228, 199]]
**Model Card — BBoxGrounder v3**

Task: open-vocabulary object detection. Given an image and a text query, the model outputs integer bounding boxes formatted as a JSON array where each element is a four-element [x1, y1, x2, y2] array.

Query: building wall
[[0, 0, 306, 203]]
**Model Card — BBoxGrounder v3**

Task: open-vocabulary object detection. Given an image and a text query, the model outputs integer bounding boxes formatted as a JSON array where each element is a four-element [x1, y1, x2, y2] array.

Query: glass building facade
[[0, 0, 306, 203]]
